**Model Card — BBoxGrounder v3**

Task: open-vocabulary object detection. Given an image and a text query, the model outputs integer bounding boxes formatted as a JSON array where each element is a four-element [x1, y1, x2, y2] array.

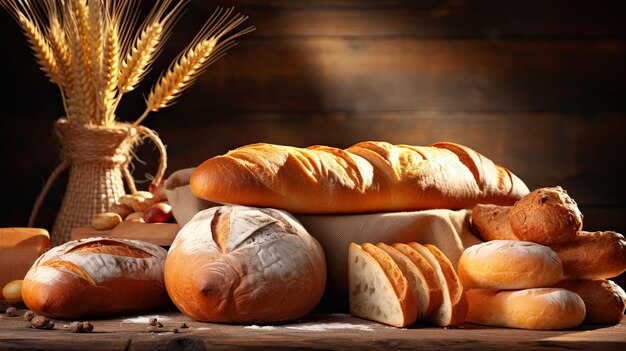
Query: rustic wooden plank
[[1, 311, 625, 350], [183, 0, 626, 38], [147, 38, 626, 113]]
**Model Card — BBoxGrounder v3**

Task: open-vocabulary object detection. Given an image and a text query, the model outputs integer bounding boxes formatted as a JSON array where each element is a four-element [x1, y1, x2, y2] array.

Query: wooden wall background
[[1, 1, 624, 255]]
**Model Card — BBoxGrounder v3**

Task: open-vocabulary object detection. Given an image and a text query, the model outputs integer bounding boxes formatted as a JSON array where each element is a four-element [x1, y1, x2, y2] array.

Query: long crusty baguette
[[22, 238, 171, 318], [191, 141, 529, 214], [349, 243, 418, 327], [552, 231, 626, 279]]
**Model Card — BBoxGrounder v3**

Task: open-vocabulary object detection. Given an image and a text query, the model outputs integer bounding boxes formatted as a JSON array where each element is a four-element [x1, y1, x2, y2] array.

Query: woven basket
[[29, 119, 167, 246]]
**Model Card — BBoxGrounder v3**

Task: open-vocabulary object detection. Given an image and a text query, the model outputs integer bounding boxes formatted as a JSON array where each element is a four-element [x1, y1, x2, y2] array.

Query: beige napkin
[[165, 168, 482, 309]]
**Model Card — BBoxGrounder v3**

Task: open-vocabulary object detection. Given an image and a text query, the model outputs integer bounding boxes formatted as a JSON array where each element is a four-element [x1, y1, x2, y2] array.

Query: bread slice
[[393, 243, 443, 318], [408, 242, 468, 327], [348, 243, 418, 327], [376, 243, 430, 320]]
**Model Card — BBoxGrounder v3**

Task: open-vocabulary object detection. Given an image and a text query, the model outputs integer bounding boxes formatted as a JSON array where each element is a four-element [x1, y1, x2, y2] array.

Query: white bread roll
[[22, 238, 170, 318], [377, 243, 430, 320], [164, 205, 326, 323], [554, 279, 626, 325], [466, 288, 586, 330], [408, 242, 467, 327], [348, 243, 417, 327], [191, 141, 529, 214], [458, 240, 563, 289]]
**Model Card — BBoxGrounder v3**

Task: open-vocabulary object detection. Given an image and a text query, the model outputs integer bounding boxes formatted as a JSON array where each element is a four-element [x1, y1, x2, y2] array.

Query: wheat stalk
[[135, 7, 255, 125], [102, 20, 119, 126], [89, 0, 106, 124]]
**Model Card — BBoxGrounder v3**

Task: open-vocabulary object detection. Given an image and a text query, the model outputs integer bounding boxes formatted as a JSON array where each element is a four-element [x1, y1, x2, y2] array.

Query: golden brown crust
[[554, 279, 626, 324], [470, 204, 517, 241], [164, 205, 327, 324], [190, 141, 529, 214], [508, 186, 583, 245], [551, 231, 626, 279], [21, 238, 170, 318]]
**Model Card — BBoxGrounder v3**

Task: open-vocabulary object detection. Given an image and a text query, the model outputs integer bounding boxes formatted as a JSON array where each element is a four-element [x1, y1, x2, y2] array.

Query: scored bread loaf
[[164, 205, 326, 323], [191, 141, 529, 214], [508, 186, 583, 245], [393, 243, 443, 318], [551, 231, 626, 279], [21, 238, 170, 318], [553, 279, 626, 325], [409, 243, 467, 327], [349, 243, 418, 327], [376, 243, 430, 320], [465, 288, 586, 330], [458, 240, 563, 290]]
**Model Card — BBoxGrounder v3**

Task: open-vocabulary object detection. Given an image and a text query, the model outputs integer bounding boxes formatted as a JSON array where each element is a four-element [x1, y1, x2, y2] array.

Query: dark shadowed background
[[1, 0, 625, 283]]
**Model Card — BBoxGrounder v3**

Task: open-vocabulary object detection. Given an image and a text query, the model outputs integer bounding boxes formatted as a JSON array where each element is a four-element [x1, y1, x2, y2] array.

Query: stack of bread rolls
[[467, 186, 626, 327], [349, 242, 467, 327]]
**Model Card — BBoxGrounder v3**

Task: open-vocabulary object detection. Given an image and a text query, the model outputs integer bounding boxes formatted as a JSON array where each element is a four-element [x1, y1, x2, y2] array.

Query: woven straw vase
[[29, 118, 167, 246]]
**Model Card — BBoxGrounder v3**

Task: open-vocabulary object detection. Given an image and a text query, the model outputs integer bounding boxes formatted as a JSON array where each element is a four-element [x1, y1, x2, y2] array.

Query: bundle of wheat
[[0, 0, 255, 126]]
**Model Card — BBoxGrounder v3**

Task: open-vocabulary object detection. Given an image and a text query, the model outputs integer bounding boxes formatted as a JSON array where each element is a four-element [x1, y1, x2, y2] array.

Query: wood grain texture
[[0, 311, 625, 351]]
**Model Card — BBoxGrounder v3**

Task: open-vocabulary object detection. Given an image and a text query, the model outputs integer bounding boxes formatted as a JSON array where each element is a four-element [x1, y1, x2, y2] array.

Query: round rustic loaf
[[164, 205, 326, 323], [458, 240, 563, 289], [508, 186, 582, 245]]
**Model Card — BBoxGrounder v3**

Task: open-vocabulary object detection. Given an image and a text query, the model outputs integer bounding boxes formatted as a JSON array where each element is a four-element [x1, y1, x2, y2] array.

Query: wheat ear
[[9, 5, 62, 86], [134, 7, 255, 126], [117, 0, 182, 94], [89, 0, 106, 124], [68, 0, 96, 123]]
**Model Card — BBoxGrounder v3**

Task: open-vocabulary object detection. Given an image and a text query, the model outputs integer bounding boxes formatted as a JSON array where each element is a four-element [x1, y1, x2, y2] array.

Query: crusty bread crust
[[552, 231, 626, 279], [553, 279, 626, 325], [470, 204, 517, 241], [191, 141, 529, 214], [22, 237, 170, 318]]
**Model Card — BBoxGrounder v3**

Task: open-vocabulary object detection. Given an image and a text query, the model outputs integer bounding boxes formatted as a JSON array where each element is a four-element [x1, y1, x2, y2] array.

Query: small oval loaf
[[22, 238, 170, 318], [164, 205, 326, 324], [508, 186, 582, 245], [554, 279, 626, 325], [552, 231, 626, 279], [458, 240, 563, 289], [191, 141, 529, 214], [470, 204, 517, 241], [465, 288, 586, 330]]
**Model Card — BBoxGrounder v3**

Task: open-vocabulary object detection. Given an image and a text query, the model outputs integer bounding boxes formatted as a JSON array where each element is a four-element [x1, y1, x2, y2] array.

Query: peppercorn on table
[[1, 310, 625, 350]]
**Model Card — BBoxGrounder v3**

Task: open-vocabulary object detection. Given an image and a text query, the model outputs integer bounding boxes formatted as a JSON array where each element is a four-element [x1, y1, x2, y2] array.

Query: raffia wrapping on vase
[[29, 119, 167, 246]]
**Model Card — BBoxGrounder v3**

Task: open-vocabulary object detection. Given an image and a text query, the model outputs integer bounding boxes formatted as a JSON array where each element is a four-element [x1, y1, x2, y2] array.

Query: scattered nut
[[148, 317, 158, 326], [24, 310, 36, 321], [156, 322, 164, 328], [46, 321, 55, 330], [172, 328, 179, 334], [5, 307, 18, 317], [92, 212, 122, 230], [179, 322, 188, 329], [109, 203, 133, 219], [82, 321, 93, 333], [70, 321, 83, 333], [30, 315, 52, 329]]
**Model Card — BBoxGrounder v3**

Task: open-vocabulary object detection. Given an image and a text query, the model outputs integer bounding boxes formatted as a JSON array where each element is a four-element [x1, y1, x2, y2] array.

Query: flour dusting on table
[[245, 325, 276, 330], [121, 315, 172, 324], [286, 322, 373, 332]]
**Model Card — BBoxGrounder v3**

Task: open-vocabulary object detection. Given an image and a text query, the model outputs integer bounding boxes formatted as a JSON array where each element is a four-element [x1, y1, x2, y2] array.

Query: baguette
[[393, 243, 443, 318], [409, 242, 467, 327], [465, 288, 586, 330], [349, 243, 417, 327], [553, 279, 626, 325], [377, 243, 430, 320], [191, 141, 529, 214], [21, 238, 170, 318], [552, 231, 626, 279]]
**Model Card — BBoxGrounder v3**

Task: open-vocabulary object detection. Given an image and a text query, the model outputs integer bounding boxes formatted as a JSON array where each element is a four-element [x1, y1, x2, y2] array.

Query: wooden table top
[[1, 310, 625, 350]]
